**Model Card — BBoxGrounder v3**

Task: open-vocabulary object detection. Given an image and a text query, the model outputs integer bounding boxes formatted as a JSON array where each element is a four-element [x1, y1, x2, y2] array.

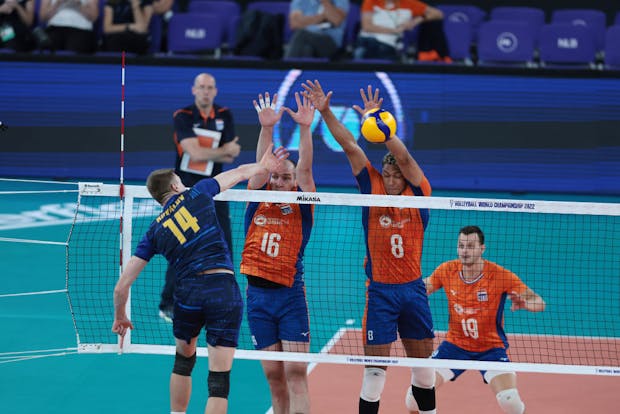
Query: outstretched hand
[[259, 143, 289, 172], [282, 91, 315, 127], [301, 79, 332, 112], [352, 85, 383, 116], [253, 92, 283, 127], [508, 291, 527, 311]]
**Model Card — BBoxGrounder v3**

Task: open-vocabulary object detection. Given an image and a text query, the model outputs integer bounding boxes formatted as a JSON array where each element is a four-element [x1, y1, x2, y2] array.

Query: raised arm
[[302, 80, 368, 176], [282, 92, 316, 192], [249, 92, 284, 189], [384, 135, 425, 187], [215, 144, 289, 192], [353, 85, 425, 187]]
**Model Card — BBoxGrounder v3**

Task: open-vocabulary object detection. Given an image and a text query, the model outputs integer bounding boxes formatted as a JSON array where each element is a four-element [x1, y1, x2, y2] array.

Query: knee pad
[[172, 352, 196, 376], [208, 370, 230, 399], [360, 367, 386, 402], [405, 386, 419, 411], [496, 388, 525, 414], [411, 367, 435, 389]]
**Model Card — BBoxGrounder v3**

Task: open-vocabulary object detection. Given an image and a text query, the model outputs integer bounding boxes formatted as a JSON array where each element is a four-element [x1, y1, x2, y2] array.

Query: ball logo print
[[497, 32, 518, 53], [360, 109, 397, 143]]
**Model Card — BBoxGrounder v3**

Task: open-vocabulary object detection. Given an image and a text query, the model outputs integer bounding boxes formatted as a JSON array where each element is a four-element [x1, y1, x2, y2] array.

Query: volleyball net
[[66, 182, 620, 376]]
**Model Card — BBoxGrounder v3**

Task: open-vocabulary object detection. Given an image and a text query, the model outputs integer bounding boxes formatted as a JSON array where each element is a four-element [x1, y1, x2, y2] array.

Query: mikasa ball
[[360, 108, 397, 143]]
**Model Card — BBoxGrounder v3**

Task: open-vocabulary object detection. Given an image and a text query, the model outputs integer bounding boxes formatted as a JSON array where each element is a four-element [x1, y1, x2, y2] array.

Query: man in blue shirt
[[285, 0, 349, 59], [112, 144, 288, 414]]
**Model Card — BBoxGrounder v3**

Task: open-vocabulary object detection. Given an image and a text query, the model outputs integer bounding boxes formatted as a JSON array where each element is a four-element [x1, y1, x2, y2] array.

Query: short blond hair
[[146, 168, 176, 204]]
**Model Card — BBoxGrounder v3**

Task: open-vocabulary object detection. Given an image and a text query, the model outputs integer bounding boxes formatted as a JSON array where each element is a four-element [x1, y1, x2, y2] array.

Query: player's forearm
[[526, 296, 546, 312], [385, 136, 424, 186], [187, 146, 231, 163], [296, 125, 313, 177], [216, 163, 267, 191], [319, 108, 357, 150], [256, 126, 274, 163]]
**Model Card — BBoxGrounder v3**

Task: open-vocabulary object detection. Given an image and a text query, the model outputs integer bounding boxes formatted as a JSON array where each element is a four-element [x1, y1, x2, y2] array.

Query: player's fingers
[[253, 100, 261, 113], [294, 91, 302, 108], [259, 94, 266, 109], [373, 87, 380, 102], [271, 93, 278, 109], [265, 92, 271, 108], [352, 104, 364, 115]]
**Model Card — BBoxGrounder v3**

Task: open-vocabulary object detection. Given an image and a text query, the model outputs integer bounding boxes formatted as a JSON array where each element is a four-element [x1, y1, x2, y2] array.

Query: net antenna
[[118, 51, 130, 353], [68, 184, 620, 377]]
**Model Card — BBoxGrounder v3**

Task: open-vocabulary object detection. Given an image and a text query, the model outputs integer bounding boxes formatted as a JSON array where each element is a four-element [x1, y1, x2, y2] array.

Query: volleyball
[[360, 108, 397, 143]]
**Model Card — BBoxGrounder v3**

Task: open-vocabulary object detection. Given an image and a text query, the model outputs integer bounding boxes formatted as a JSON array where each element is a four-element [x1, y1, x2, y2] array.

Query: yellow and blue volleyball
[[360, 108, 397, 143]]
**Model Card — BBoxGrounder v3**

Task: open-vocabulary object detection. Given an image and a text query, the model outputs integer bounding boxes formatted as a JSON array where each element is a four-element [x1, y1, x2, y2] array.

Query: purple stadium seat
[[490, 7, 545, 41], [538, 23, 597, 67], [477, 21, 536, 65], [444, 20, 473, 62], [167, 13, 224, 56], [436, 4, 486, 40], [551, 9, 606, 52], [344, 2, 360, 53], [246, 1, 292, 42], [187, 0, 241, 47], [605, 26, 620, 69], [490, 7, 545, 25], [149, 14, 163, 54]]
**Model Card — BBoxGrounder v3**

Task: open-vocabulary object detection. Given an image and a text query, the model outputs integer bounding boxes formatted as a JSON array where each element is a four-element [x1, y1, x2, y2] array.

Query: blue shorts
[[432, 340, 510, 382], [173, 273, 243, 347], [246, 280, 309, 350], [364, 278, 434, 345]]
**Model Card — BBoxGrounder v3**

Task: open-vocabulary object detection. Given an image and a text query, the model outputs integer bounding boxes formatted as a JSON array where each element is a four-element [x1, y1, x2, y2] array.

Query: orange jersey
[[428, 259, 528, 352], [361, 0, 427, 16], [240, 187, 314, 287], [356, 161, 431, 284]]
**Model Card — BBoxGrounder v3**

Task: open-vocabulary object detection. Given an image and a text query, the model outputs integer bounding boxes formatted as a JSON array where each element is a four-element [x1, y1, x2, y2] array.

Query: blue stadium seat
[[444, 20, 473, 63], [604, 25, 620, 69], [167, 13, 224, 57], [188, 0, 241, 48], [476, 21, 536, 67], [551, 9, 606, 52], [538, 23, 597, 68], [489, 7, 545, 43], [343, 2, 360, 54], [436, 4, 486, 41]]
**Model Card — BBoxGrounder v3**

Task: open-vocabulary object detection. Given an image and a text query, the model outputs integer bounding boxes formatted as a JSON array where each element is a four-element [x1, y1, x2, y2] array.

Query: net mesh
[[67, 183, 620, 375]]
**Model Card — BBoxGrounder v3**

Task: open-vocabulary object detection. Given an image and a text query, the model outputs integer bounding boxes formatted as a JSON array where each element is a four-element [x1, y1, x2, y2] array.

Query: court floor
[[1, 180, 619, 413]]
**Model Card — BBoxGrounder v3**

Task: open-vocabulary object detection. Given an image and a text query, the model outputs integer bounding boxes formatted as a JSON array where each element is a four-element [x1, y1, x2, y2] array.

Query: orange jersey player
[[240, 90, 315, 414], [406, 225, 546, 414], [361, 159, 431, 284], [302, 80, 437, 414]]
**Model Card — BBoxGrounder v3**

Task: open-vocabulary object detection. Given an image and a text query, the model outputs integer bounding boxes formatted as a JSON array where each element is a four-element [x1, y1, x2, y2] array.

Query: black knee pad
[[411, 385, 436, 412], [208, 370, 230, 399], [172, 352, 196, 376]]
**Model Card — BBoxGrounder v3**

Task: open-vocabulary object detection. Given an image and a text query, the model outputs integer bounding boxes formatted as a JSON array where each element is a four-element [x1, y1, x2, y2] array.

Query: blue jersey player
[[112, 144, 289, 414]]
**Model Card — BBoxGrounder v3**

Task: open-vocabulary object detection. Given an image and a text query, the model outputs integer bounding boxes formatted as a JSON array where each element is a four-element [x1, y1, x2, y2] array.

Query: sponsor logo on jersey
[[477, 289, 488, 302], [254, 214, 267, 226], [215, 119, 224, 131], [379, 215, 392, 227], [280, 204, 293, 215]]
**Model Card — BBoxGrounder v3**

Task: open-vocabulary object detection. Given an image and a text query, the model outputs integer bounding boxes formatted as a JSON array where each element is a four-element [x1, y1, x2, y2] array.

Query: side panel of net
[[68, 184, 620, 374]]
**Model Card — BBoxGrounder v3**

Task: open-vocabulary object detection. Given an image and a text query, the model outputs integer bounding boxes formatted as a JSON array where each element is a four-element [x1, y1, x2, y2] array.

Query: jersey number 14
[[163, 206, 200, 244]]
